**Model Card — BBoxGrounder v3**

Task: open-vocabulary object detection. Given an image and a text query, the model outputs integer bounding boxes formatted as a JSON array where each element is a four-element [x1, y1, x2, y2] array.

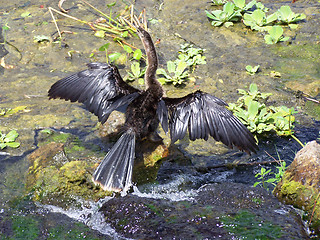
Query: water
[[1, 0, 319, 238]]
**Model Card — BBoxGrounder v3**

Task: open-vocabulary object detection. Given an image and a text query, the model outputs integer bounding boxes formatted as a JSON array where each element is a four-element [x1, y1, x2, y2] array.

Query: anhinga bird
[[48, 25, 257, 192]]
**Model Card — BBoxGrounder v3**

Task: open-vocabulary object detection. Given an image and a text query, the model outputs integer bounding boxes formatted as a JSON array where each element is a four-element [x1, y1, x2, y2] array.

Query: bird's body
[[48, 26, 257, 192]]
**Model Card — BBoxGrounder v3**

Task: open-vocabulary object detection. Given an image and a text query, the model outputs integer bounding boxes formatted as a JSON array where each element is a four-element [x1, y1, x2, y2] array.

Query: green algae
[[10, 215, 40, 240], [0, 213, 102, 240], [220, 210, 283, 239], [26, 131, 111, 207], [275, 176, 320, 218]]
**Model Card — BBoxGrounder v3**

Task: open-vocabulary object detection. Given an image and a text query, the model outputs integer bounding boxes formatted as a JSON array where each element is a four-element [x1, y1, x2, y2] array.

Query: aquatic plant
[[156, 60, 189, 85], [245, 65, 260, 75], [232, 0, 256, 13], [178, 43, 206, 71], [0, 130, 20, 149], [243, 9, 278, 31], [264, 26, 290, 44], [210, 0, 228, 6], [205, 1, 306, 44], [254, 153, 287, 191], [125, 62, 146, 84], [277, 6, 306, 25], [0, 106, 28, 117], [228, 83, 297, 137], [155, 44, 206, 85], [205, 2, 242, 27], [49, 2, 138, 47], [253, 167, 274, 190]]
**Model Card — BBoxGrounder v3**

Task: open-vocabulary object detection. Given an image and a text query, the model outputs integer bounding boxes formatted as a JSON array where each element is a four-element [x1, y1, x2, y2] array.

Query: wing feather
[[162, 90, 257, 154], [48, 62, 140, 124]]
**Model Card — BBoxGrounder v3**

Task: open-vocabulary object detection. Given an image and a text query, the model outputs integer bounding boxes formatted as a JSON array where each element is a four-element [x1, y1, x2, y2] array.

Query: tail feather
[[93, 130, 136, 192]]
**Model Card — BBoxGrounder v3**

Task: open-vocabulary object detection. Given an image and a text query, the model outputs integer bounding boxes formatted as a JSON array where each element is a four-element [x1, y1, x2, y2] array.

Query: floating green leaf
[[205, 2, 242, 27], [94, 30, 105, 38], [123, 45, 133, 54], [277, 6, 306, 24], [98, 43, 110, 51], [0, 130, 20, 149], [133, 49, 142, 60], [21, 11, 31, 18], [229, 83, 297, 137], [264, 26, 290, 44], [246, 65, 260, 75]]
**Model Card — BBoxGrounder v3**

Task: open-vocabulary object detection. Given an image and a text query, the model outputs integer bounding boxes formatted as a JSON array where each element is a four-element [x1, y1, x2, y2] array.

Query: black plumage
[[48, 26, 257, 192]]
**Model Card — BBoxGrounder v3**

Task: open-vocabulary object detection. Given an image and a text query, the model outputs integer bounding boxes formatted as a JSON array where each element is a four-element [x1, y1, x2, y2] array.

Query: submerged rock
[[26, 132, 111, 208], [26, 130, 169, 209], [274, 140, 320, 235], [99, 183, 308, 239]]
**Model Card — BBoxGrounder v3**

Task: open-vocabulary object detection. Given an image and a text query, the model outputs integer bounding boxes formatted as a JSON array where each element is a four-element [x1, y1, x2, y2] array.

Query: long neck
[[138, 27, 162, 91]]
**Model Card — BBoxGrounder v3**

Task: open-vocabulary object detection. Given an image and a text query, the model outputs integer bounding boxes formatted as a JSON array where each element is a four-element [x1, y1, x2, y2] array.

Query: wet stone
[[26, 133, 111, 208], [100, 182, 308, 239], [274, 140, 320, 235]]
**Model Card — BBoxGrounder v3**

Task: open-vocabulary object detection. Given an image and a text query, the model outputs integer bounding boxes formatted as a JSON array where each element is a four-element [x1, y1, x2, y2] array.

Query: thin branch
[[309, 192, 320, 225]]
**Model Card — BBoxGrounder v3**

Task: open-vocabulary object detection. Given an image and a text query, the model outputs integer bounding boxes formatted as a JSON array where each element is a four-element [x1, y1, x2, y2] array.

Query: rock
[[274, 140, 320, 234], [99, 183, 308, 239], [26, 132, 111, 208]]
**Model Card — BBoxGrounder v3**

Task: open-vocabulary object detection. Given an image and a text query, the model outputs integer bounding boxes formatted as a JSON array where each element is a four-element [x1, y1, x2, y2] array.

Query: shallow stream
[[0, 0, 320, 239]]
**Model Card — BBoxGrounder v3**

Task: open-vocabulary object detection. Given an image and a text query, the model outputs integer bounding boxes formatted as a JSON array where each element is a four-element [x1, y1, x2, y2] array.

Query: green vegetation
[[245, 65, 260, 75], [229, 83, 297, 137], [157, 60, 189, 85], [206, 0, 306, 44], [253, 161, 286, 190], [205, 2, 242, 27], [0, 130, 20, 149], [11, 215, 40, 239], [243, 9, 278, 31], [178, 43, 207, 72], [0, 213, 101, 240], [277, 5, 306, 25], [0, 106, 28, 117], [156, 44, 206, 85], [220, 210, 283, 239], [232, 0, 256, 13], [49, 3, 138, 46], [264, 26, 290, 45], [125, 61, 146, 84]]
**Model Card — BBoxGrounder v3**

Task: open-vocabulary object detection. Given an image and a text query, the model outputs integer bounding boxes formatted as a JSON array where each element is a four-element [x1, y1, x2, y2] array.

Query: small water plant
[[228, 83, 297, 137], [0, 106, 28, 117], [156, 60, 189, 85], [125, 62, 146, 84], [0, 130, 20, 149], [232, 0, 256, 13], [245, 65, 260, 75], [243, 9, 278, 31], [156, 44, 206, 85], [49, 3, 139, 47], [205, 2, 242, 27], [178, 43, 206, 71], [277, 5, 306, 25], [210, 0, 228, 6], [254, 153, 287, 191], [264, 26, 290, 44], [206, 1, 306, 43]]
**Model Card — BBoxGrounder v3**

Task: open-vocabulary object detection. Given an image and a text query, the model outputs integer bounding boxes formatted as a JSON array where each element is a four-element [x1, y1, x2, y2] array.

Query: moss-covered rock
[[26, 133, 111, 208], [274, 140, 320, 233]]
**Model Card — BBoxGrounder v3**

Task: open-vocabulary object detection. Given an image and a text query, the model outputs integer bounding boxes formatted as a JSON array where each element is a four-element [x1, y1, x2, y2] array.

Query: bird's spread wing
[[159, 90, 257, 154], [48, 62, 140, 124]]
